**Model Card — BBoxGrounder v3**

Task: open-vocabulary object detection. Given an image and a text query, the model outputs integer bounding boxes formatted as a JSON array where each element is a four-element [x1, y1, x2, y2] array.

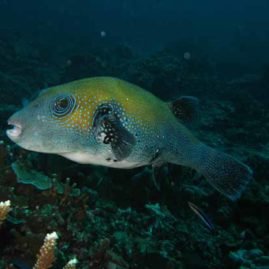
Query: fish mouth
[[6, 120, 23, 139]]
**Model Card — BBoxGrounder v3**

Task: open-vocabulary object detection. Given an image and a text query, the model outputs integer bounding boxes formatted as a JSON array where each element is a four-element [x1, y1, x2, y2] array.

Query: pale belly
[[60, 151, 147, 169]]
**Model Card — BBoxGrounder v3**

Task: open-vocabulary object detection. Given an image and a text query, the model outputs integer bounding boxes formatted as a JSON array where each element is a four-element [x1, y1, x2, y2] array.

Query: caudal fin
[[192, 144, 253, 200]]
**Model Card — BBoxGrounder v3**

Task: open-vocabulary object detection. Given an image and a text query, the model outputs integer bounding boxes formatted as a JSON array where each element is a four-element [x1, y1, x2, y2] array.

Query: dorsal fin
[[169, 96, 199, 124]]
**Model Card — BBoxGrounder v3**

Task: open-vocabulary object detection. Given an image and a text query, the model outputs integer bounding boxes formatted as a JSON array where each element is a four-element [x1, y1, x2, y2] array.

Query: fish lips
[[6, 116, 23, 142]]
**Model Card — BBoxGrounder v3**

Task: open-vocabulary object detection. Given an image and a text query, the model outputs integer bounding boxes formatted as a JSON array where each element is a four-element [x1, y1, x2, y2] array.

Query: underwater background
[[0, 0, 269, 268]]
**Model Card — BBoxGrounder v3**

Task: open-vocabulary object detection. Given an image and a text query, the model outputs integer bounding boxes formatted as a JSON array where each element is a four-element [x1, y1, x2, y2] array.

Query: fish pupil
[[56, 98, 68, 109]]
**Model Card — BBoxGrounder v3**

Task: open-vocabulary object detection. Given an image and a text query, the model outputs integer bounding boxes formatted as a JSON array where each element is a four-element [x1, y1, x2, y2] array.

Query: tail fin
[[192, 144, 253, 200]]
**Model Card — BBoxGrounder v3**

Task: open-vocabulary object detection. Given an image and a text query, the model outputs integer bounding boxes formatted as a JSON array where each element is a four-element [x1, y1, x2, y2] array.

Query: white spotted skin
[[7, 77, 198, 169]]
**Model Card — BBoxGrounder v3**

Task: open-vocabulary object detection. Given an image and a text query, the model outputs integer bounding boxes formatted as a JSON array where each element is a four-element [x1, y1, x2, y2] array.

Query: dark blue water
[[1, 1, 269, 61]]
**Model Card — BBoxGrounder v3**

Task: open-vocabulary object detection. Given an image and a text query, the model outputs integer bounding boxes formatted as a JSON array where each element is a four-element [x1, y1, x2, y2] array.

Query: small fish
[[6, 77, 253, 200], [188, 202, 214, 231]]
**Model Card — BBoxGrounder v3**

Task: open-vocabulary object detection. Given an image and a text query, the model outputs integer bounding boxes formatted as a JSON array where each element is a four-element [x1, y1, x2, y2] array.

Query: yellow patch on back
[[40, 77, 172, 133]]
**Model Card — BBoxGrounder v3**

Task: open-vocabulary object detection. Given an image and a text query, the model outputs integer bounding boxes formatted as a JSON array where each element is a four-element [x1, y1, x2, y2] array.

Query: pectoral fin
[[93, 103, 136, 161], [169, 96, 199, 124]]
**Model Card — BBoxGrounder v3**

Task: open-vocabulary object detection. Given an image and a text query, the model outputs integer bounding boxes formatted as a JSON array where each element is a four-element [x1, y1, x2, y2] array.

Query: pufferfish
[[6, 77, 253, 200]]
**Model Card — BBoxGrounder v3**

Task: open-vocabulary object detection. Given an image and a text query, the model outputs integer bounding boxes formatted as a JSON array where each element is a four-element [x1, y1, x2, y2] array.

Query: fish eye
[[51, 94, 76, 117]]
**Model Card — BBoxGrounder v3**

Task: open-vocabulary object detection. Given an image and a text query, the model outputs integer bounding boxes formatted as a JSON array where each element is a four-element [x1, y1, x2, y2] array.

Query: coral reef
[[229, 248, 269, 269], [0, 34, 269, 269]]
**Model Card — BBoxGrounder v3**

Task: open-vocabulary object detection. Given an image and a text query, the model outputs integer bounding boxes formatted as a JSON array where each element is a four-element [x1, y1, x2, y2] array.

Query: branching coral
[[32, 231, 78, 269], [63, 258, 78, 269], [0, 200, 11, 225], [33, 232, 58, 269]]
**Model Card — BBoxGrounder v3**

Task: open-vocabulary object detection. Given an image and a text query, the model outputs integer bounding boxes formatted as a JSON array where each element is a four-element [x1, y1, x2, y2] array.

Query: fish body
[[7, 77, 253, 200]]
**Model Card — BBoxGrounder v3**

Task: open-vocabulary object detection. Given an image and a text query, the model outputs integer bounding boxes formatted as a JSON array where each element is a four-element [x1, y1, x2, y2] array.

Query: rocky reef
[[0, 33, 269, 269]]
